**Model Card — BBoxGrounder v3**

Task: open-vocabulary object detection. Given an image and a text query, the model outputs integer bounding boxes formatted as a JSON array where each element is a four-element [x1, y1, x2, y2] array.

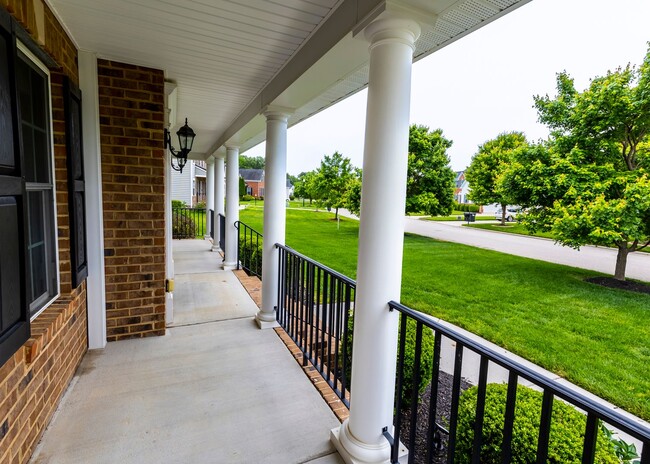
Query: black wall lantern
[[164, 118, 196, 173]]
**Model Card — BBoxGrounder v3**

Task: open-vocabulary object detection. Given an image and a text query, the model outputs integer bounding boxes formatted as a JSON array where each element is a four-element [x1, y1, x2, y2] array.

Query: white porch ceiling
[[46, 0, 530, 159]]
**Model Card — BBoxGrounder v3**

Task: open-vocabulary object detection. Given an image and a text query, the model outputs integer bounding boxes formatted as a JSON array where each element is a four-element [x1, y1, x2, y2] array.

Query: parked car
[[495, 206, 522, 222]]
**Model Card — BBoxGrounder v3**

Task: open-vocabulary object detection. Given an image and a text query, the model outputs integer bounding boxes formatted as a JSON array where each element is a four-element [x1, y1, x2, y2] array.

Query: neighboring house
[[286, 179, 294, 199], [239, 169, 293, 200], [454, 170, 472, 204], [240, 169, 265, 197], [171, 160, 206, 206]]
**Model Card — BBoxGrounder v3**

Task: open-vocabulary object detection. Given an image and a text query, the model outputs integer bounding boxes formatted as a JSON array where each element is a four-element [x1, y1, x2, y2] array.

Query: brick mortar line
[[232, 270, 349, 423]]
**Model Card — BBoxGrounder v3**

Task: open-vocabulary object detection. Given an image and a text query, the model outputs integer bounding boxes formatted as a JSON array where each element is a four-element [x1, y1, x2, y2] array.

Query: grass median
[[239, 208, 650, 420]]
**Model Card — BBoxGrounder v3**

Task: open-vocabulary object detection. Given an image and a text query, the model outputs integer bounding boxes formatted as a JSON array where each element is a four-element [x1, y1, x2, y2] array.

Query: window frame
[[16, 41, 60, 321]]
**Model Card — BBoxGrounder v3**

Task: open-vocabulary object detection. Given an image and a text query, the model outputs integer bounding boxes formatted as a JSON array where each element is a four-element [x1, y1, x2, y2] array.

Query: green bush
[[171, 199, 186, 208], [239, 240, 262, 276], [241, 194, 255, 201], [455, 384, 619, 464], [456, 203, 481, 213], [341, 315, 434, 407], [195, 201, 206, 209], [172, 213, 196, 239]]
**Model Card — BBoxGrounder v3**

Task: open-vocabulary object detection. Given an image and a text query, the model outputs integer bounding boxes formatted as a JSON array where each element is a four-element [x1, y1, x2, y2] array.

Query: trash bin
[[464, 212, 476, 223]]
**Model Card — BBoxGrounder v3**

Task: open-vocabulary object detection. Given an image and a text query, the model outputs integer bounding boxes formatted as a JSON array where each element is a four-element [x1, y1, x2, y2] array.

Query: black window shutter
[[0, 10, 30, 367], [64, 77, 88, 288]]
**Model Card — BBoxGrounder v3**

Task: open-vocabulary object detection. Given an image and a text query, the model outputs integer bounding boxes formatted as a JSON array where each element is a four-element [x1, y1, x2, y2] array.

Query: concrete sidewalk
[[30, 240, 342, 464]]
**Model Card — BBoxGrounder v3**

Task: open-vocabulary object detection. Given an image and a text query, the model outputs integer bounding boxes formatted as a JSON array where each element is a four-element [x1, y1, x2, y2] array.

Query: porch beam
[[212, 156, 225, 252], [257, 107, 292, 329], [223, 146, 239, 269], [78, 50, 107, 350], [331, 14, 421, 464]]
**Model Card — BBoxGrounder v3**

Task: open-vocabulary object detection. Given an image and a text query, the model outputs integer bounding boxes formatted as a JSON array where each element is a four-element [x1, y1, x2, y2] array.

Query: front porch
[[30, 240, 342, 464]]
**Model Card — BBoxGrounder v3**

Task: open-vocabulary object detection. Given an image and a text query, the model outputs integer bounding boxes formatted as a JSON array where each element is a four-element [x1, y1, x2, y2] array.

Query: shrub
[[455, 384, 619, 464], [195, 201, 206, 209], [172, 213, 196, 239], [341, 314, 434, 407], [171, 199, 186, 209], [239, 240, 262, 276], [241, 194, 254, 201]]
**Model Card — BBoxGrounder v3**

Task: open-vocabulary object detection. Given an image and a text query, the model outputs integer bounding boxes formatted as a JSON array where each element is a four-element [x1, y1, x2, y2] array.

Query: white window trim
[[17, 41, 61, 322]]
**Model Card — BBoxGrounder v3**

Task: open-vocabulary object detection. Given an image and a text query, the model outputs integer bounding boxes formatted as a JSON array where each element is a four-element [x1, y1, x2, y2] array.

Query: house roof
[[239, 169, 264, 182]]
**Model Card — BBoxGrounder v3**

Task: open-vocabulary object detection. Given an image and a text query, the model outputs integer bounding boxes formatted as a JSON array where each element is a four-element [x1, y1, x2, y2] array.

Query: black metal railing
[[218, 213, 225, 251], [276, 244, 355, 407], [234, 221, 263, 278], [172, 207, 206, 239], [208, 209, 214, 239], [388, 300, 650, 464]]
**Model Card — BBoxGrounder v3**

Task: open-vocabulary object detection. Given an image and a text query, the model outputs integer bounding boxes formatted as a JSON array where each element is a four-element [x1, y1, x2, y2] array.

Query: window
[[16, 45, 58, 318]]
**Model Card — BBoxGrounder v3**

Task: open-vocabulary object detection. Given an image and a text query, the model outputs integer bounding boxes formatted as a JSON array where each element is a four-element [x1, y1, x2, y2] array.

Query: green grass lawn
[[466, 222, 556, 239], [238, 208, 650, 420]]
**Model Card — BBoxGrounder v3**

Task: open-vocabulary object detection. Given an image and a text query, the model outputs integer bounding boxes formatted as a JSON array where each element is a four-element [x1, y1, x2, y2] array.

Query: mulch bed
[[397, 371, 472, 463], [586, 276, 650, 295]]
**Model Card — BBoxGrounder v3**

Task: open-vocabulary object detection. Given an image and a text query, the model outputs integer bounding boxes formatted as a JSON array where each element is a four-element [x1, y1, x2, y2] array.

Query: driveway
[[404, 218, 650, 282]]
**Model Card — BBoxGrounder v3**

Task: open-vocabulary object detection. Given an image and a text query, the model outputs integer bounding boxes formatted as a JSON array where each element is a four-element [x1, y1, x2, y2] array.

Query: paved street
[[404, 217, 650, 282]]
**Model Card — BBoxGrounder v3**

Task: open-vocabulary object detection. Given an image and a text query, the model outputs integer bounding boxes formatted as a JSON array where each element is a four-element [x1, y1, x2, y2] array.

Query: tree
[[239, 155, 265, 169], [465, 132, 528, 225], [344, 168, 362, 217], [239, 176, 247, 198], [502, 46, 650, 280], [293, 171, 319, 205], [406, 125, 455, 216], [314, 152, 355, 219]]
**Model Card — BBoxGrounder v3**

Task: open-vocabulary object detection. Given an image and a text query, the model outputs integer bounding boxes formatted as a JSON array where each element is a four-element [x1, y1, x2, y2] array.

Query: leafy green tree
[[239, 155, 265, 169], [344, 168, 362, 217], [293, 170, 319, 206], [465, 132, 528, 225], [406, 125, 455, 216], [314, 152, 355, 219], [239, 176, 247, 198], [502, 46, 650, 280]]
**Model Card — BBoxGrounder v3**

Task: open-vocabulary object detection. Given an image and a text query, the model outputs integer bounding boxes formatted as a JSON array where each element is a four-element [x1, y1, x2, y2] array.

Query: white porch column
[[78, 50, 107, 350], [212, 156, 225, 252], [256, 107, 291, 329], [223, 146, 240, 269], [205, 157, 215, 239], [331, 16, 420, 464]]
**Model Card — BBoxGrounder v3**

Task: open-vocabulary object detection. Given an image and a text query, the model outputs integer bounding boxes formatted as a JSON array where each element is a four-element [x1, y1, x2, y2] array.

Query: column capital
[[263, 105, 293, 121], [206, 156, 215, 165], [225, 145, 240, 151], [363, 15, 421, 51]]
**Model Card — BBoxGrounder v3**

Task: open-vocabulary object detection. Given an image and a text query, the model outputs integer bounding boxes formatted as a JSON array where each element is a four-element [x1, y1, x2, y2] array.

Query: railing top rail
[[276, 243, 356, 287], [233, 220, 263, 237], [388, 300, 650, 442]]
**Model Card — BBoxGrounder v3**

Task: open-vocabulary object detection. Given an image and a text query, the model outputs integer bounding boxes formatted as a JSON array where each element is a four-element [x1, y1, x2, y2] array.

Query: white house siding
[[171, 162, 193, 205]]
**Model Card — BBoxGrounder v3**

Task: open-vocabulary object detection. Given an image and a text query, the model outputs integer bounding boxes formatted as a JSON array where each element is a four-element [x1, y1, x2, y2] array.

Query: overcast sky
[[243, 0, 650, 174]]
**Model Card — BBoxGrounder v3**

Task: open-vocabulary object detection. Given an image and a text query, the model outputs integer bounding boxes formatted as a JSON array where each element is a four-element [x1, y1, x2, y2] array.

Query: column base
[[255, 311, 279, 329], [222, 261, 237, 270], [211, 245, 221, 253], [330, 421, 407, 464]]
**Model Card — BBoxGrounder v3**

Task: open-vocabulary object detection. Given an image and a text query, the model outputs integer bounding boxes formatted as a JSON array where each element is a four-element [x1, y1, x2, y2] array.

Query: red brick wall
[[0, 288, 87, 464], [98, 59, 167, 341], [0, 2, 88, 463]]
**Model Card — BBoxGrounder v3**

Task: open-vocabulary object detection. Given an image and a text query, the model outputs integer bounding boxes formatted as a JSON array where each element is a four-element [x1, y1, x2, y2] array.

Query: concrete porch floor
[[30, 239, 342, 464]]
